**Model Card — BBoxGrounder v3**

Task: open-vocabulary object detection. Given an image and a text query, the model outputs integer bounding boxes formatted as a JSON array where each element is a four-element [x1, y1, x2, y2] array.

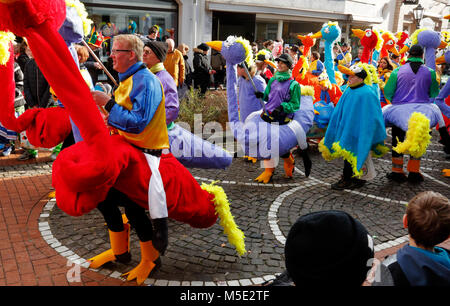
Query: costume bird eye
[[324, 27, 330, 34], [365, 31, 372, 37], [387, 40, 394, 46], [350, 65, 363, 74], [318, 74, 328, 81]]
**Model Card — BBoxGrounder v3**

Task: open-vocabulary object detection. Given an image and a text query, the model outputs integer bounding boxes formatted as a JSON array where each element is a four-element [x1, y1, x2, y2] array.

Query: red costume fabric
[[0, 0, 218, 229]]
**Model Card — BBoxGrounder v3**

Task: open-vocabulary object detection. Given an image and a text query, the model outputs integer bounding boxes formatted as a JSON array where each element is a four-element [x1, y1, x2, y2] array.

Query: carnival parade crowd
[[0, 0, 449, 288]]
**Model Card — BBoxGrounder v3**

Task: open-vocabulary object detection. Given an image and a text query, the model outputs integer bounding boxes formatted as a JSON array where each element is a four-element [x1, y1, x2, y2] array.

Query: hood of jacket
[[397, 245, 450, 286]]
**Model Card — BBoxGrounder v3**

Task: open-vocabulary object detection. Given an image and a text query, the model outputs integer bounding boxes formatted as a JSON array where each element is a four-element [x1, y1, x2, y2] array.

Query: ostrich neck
[[361, 46, 372, 64], [380, 48, 389, 59], [226, 63, 240, 124], [324, 40, 336, 84], [424, 47, 436, 70]]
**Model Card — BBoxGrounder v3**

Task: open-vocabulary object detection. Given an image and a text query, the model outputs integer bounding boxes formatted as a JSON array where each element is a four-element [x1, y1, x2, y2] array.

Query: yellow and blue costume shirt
[[105, 62, 169, 150]]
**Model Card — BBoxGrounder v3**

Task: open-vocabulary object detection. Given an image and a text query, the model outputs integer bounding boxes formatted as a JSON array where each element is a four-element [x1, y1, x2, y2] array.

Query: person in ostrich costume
[[207, 36, 315, 183]]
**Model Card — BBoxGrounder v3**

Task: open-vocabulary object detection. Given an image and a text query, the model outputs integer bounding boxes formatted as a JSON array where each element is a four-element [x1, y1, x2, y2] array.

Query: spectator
[[251, 42, 258, 55], [147, 25, 160, 41], [193, 43, 215, 96], [177, 43, 193, 100], [143, 40, 179, 126], [372, 191, 450, 286], [264, 210, 374, 286], [351, 47, 364, 66], [21, 48, 56, 160], [163, 38, 185, 87], [85, 35, 103, 85], [309, 51, 324, 76], [288, 45, 299, 67], [16, 39, 31, 73], [210, 48, 226, 90], [377, 56, 394, 108]]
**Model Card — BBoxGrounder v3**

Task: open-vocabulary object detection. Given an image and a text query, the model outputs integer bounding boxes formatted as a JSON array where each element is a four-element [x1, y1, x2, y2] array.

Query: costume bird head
[[396, 31, 409, 47], [436, 47, 450, 65], [352, 28, 383, 52], [380, 31, 399, 56], [255, 49, 276, 69], [318, 72, 331, 89], [338, 63, 376, 86], [207, 36, 253, 66], [0, 0, 67, 37], [409, 28, 447, 51], [60, 0, 93, 44], [297, 34, 316, 57], [311, 22, 341, 44]]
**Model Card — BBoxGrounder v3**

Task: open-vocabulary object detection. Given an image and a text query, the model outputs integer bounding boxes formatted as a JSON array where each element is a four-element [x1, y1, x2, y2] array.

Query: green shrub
[[177, 88, 228, 130]]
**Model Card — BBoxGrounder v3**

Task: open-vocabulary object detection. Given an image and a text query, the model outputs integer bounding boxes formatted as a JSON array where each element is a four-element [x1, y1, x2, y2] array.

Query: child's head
[[405, 191, 450, 249]]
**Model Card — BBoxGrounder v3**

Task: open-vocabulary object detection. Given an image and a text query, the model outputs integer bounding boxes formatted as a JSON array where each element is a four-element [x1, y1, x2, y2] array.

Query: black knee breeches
[[97, 188, 153, 242]]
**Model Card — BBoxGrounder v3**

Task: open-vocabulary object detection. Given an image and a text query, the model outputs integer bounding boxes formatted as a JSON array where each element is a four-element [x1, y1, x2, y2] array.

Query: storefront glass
[[80, 1, 177, 84]]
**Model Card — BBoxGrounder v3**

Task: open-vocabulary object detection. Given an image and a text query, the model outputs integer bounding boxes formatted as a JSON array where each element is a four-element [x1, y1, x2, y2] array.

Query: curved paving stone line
[[41, 184, 294, 286], [268, 184, 409, 251]]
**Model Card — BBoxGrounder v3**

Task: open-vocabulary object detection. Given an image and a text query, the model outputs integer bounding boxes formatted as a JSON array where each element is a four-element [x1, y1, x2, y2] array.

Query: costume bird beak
[[297, 35, 306, 40], [206, 41, 222, 52], [310, 30, 322, 39], [399, 45, 409, 55], [390, 45, 400, 56], [438, 40, 448, 49], [436, 55, 446, 65], [444, 15, 450, 20], [265, 60, 277, 69], [351, 29, 365, 39], [338, 65, 354, 76]]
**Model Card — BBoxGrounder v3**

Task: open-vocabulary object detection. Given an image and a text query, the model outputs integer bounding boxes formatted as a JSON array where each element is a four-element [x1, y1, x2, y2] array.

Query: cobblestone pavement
[[1, 129, 449, 286]]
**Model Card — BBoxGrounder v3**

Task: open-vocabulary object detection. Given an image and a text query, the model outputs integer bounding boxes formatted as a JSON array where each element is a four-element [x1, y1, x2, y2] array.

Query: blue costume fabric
[[321, 83, 387, 176]]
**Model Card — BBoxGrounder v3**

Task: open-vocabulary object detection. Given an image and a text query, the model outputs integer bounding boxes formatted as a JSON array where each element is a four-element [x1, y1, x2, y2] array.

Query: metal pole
[[81, 40, 118, 87], [241, 61, 267, 112]]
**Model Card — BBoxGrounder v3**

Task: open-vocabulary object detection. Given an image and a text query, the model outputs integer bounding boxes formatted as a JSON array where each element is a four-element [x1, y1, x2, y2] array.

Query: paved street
[[0, 130, 449, 286]]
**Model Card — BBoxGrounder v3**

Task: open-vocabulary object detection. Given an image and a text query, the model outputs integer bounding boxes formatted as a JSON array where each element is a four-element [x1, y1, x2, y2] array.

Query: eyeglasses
[[111, 49, 132, 54]]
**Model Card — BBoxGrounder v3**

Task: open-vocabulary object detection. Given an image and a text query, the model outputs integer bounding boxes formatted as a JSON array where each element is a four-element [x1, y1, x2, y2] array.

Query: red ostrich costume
[[379, 31, 400, 59], [292, 35, 321, 102], [351, 28, 382, 64]]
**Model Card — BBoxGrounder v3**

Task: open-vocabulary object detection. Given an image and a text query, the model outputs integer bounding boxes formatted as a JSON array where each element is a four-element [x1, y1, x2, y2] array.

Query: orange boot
[[88, 223, 131, 268], [283, 153, 295, 178], [122, 240, 160, 285], [407, 158, 423, 183]]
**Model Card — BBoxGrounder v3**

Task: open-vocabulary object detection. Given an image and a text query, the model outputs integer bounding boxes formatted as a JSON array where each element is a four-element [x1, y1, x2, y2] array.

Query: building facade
[[80, 0, 449, 59]]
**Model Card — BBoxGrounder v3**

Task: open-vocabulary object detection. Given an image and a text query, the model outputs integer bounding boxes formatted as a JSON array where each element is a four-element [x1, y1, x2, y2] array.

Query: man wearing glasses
[[90, 34, 169, 283]]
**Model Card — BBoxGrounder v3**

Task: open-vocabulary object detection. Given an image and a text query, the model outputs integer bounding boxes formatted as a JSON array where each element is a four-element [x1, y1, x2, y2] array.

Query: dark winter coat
[[23, 58, 54, 108], [193, 49, 212, 89]]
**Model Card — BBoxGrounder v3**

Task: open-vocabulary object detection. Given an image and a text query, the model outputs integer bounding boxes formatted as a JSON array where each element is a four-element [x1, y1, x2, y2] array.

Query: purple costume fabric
[[390, 64, 432, 105], [383, 62, 442, 131], [237, 75, 266, 122], [155, 69, 179, 125], [265, 79, 292, 113]]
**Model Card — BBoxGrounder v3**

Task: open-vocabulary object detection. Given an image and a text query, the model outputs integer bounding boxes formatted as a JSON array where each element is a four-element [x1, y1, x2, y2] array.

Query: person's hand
[[94, 62, 102, 69], [152, 218, 168, 255], [254, 91, 264, 99], [210, 70, 216, 74], [91, 90, 110, 107], [271, 105, 285, 119]]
